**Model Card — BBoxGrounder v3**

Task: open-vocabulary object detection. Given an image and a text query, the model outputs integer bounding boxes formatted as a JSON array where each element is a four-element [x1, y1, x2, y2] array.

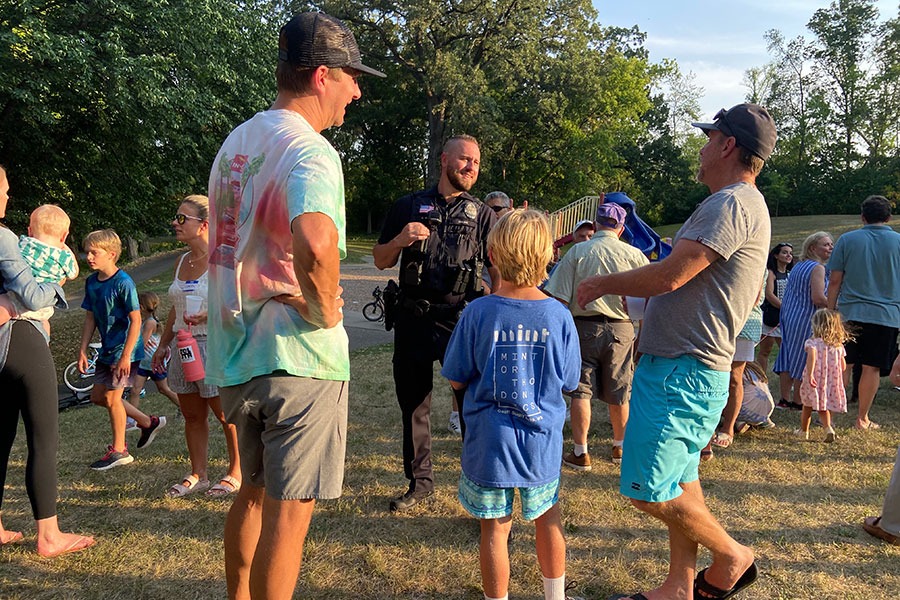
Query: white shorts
[[733, 338, 756, 363]]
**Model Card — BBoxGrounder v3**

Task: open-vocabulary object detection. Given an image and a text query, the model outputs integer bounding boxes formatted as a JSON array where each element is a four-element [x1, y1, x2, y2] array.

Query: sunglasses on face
[[489, 205, 506, 213], [174, 213, 204, 225]]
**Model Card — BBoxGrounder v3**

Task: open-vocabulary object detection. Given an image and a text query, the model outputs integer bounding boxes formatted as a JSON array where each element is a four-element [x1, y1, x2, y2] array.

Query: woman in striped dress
[[773, 231, 834, 409]]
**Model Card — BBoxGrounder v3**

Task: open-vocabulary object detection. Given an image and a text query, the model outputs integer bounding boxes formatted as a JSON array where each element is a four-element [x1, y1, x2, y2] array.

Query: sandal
[[0, 530, 24, 546], [206, 475, 241, 498], [167, 475, 210, 498], [863, 516, 900, 545], [38, 535, 95, 558], [694, 561, 758, 599], [711, 432, 733, 449]]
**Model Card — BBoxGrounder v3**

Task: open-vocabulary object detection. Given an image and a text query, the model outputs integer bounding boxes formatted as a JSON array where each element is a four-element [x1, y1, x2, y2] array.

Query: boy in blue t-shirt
[[442, 210, 582, 600], [78, 229, 166, 471]]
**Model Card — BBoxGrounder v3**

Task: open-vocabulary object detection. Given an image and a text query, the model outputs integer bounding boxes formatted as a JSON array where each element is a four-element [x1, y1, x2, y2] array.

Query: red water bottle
[[176, 327, 205, 382]]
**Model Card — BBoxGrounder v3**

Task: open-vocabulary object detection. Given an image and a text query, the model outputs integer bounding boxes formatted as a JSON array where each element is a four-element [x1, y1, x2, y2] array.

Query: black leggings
[[0, 321, 59, 520]]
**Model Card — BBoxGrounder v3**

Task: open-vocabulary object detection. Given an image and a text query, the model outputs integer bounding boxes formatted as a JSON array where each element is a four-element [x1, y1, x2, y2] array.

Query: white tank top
[[168, 252, 209, 337]]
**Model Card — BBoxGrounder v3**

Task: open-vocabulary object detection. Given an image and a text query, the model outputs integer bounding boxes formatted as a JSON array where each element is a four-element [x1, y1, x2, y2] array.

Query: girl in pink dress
[[797, 309, 852, 442]]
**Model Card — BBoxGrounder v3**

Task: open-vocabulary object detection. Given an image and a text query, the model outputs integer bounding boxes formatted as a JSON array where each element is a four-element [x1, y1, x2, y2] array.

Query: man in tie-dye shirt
[[206, 12, 385, 600]]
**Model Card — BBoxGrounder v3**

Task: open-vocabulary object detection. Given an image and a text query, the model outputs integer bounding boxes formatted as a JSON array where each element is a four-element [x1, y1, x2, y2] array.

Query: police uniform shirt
[[378, 186, 497, 305]]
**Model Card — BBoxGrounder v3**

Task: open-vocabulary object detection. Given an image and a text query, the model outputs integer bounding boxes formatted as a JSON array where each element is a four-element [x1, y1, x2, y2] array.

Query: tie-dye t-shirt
[[206, 110, 349, 386]]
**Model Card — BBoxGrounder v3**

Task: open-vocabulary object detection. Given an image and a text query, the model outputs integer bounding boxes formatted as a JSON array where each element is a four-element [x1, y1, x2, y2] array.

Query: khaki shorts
[[221, 373, 348, 500], [572, 318, 635, 406]]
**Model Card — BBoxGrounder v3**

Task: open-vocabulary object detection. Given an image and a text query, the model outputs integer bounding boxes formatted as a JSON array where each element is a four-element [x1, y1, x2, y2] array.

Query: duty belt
[[574, 314, 631, 324]]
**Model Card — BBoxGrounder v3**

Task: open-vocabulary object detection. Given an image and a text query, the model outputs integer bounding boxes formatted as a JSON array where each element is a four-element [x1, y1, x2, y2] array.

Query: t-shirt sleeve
[[676, 193, 745, 261], [377, 196, 410, 245], [804, 338, 814, 350], [120, 276, 141, 313], [560, 312, 581, 392], [543, 250, 575, 303], [440, 308, 477, 384], [286, 150, 346, 259]]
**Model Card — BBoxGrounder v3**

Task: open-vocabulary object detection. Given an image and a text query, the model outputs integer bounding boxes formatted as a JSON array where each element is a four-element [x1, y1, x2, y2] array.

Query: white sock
[[612, 439, 624, 447], [574, 444, 587, 457], [543, 574, 565, 600], [484, 594, 508, 600]]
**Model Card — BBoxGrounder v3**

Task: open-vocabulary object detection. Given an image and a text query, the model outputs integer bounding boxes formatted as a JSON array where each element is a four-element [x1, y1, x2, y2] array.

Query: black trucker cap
[[278, 12, 386, 78], [691, 103, 777, 161]]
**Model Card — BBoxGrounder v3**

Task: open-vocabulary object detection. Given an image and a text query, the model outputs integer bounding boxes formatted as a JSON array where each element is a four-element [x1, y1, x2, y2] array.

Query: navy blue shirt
[[82, 269, 143, 365]]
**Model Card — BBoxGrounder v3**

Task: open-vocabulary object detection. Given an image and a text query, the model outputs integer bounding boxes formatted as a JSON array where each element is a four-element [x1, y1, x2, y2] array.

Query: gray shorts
[[95, 361, 139, 391], [572, 318, 635, 406], [167, 336, 218, 398], [221, 373, 348, 500]]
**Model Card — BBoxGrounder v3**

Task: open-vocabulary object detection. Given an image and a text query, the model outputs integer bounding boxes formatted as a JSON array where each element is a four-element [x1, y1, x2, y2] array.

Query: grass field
[[2, 216, 899, 599]]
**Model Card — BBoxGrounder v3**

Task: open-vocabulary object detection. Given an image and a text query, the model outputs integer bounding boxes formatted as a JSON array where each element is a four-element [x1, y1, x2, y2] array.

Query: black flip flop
[[694, 561, 758, 599]]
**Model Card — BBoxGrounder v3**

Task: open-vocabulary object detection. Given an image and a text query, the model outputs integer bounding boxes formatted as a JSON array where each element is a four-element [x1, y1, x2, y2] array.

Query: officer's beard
[[446, 168, 477, 193]]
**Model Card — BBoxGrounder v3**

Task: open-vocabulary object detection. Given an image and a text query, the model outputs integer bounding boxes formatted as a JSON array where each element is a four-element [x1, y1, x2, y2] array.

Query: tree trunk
[[426, 93, 446, 187], [126, 236, 140, 262]]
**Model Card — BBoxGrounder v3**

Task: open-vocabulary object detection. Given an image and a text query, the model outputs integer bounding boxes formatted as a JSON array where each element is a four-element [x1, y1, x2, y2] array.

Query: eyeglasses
[[174, 213, 204, 225], [713, 108, 735, 138]]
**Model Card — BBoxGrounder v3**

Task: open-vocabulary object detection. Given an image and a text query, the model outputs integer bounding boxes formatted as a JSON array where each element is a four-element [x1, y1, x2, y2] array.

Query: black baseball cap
[[278, 12, 386, 78], [692, 103, 777, 161]]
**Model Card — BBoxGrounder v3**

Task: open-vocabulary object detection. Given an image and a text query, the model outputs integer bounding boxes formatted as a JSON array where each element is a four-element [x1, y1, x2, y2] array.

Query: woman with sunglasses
[[755, 242, 794, 401], [152, 195, 241, 498]]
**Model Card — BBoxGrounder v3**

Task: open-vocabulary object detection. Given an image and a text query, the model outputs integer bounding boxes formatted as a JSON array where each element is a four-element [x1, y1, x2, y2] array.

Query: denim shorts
[[458, 472, 559, 521], [620, 354, 729, 503]]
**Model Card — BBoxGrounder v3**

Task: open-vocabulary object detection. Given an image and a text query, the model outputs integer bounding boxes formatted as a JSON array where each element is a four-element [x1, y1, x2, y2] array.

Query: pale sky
[[594, 0, 898, 119]]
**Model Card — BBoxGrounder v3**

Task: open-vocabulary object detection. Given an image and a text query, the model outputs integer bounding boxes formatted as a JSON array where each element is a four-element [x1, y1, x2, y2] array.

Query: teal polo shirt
[[828, 224, 900, 328]]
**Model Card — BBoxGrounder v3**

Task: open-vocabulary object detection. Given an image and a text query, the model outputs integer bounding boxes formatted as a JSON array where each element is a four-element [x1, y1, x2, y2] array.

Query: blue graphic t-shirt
[[81, 269, 143, 365], [442, 295, 581, 488]]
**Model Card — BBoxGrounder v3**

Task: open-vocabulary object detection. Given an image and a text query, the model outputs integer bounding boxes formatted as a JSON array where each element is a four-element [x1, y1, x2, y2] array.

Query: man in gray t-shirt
[[577, 103, 774, 600]]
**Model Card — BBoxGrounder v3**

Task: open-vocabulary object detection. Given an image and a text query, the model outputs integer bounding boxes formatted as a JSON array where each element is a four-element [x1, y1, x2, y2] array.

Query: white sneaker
[[448, 412, 461, 435], [125, 417, 139, 432]]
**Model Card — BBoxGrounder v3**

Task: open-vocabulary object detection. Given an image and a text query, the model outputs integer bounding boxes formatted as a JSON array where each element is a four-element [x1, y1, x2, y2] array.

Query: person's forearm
[[79, 313, 95, 353], [120, 311, 142, 362], [372, 239, 402, 270], [293, 215, 342, 329], [826, 272, 843, 310]]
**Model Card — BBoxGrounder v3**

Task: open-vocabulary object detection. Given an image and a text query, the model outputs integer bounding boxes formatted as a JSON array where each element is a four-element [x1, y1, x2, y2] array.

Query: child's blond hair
[[810, 308, 854, 347], [83, 229, 122, 261], [30, 204, 70, 238], [138, 291, 160, 317], [487, 209, 553, 288]]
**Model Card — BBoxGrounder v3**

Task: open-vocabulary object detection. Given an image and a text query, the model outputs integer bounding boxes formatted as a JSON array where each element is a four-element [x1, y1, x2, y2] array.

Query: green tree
[[0, 0, 276, 239]]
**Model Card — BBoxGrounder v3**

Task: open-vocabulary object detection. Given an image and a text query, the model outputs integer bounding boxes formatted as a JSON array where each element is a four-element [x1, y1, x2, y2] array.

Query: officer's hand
[[395, 222, 430, 247]]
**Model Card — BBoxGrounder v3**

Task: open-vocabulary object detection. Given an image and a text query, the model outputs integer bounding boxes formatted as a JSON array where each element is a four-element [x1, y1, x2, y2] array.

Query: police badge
[[464, 202, 477, 220]]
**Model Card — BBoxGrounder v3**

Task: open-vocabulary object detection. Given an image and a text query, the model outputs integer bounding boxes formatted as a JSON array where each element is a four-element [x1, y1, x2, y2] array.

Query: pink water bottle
[[176, 328, 205, 382]]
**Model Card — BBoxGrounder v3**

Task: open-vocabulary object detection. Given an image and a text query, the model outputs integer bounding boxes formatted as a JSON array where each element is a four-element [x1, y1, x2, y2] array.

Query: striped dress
[[773, 260, 828, 380]]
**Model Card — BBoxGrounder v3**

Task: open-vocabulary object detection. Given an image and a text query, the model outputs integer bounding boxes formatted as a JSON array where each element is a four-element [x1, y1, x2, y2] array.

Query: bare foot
[[37, 532, 95, 558], [1, 529, 24, 545], [698, 545, 755, 598]]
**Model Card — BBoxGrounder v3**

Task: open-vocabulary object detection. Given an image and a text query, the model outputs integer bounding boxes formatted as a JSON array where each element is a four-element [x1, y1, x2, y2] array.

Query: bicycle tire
[[363, 301, 384, 322], [63, 361, 96, 393]]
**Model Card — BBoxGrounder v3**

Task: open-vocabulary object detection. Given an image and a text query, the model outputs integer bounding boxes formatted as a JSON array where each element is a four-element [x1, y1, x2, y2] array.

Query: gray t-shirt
[[638, 182, 771, 371]]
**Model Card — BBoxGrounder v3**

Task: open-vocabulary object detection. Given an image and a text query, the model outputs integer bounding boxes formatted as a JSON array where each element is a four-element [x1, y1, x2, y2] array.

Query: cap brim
[[353, 62, 386, 78], [691, 121, 720, 132]]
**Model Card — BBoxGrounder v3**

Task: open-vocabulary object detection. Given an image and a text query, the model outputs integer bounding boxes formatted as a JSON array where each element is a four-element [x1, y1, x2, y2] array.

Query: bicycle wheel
[[63, 361, 96, 393], [363, 301, 383, 322]]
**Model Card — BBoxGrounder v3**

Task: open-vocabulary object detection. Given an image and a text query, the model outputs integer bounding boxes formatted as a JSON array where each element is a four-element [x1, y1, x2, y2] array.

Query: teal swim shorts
[[459, 472, 559, 521], [620, 354, 729, 503]]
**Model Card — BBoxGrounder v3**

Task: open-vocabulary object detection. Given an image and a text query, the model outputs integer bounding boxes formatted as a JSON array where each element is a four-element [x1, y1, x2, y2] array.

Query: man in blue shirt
[[827, 195, 900, 431]]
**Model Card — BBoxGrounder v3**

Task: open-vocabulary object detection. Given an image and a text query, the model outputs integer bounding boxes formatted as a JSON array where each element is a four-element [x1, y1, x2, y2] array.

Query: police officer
[[373, 135, 499, 512]]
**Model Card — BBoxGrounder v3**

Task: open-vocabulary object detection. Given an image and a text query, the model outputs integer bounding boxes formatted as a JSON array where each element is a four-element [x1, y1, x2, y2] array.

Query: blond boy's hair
[[83, 229, 122, 261], [30, 204, 71, 238], [487, 209, 553, 287]]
